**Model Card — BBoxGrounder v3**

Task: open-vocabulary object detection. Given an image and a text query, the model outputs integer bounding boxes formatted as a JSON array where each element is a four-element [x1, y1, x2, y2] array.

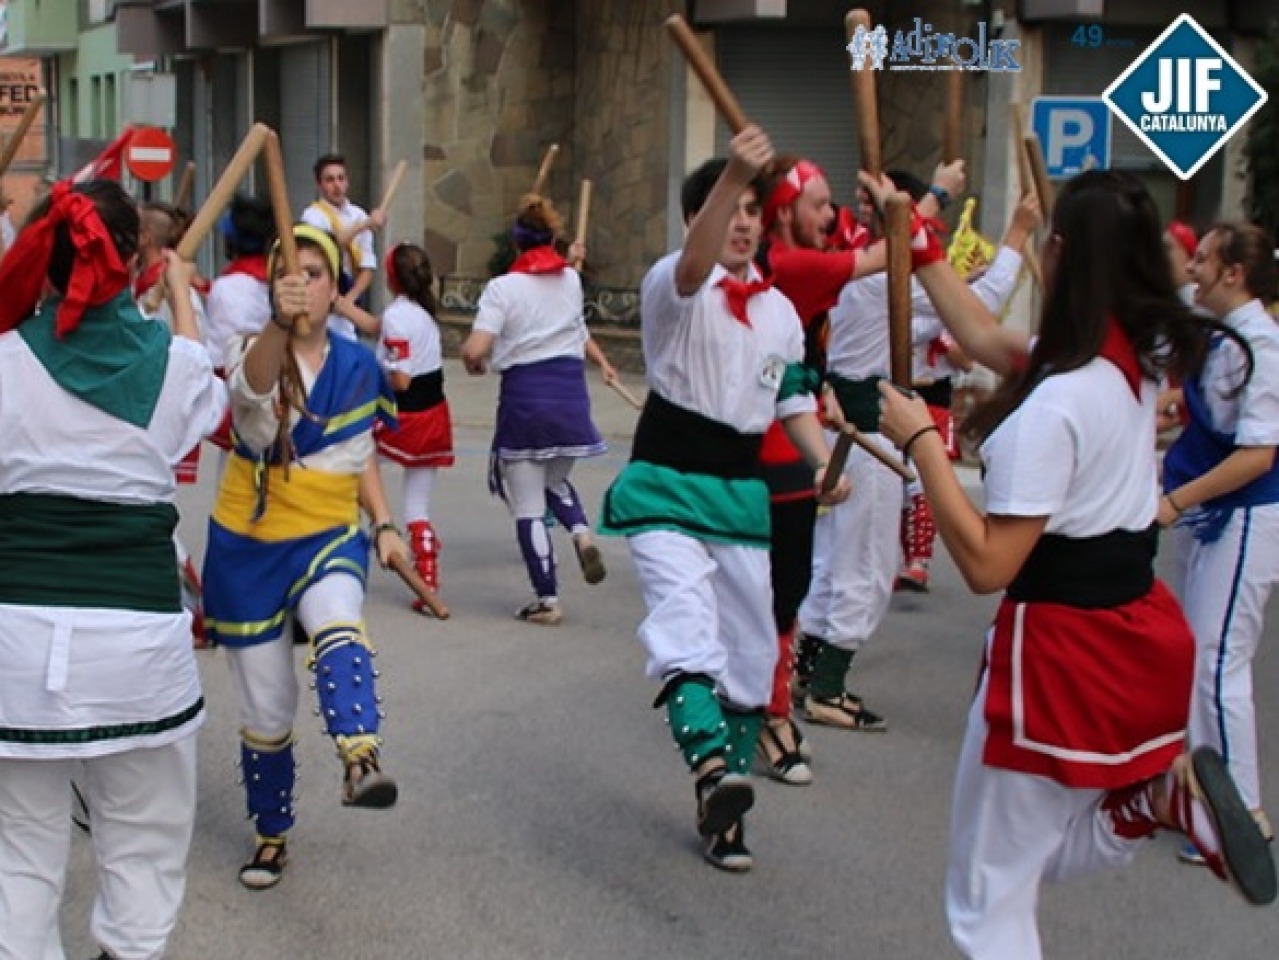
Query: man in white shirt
[[300, 153, 384, 338]]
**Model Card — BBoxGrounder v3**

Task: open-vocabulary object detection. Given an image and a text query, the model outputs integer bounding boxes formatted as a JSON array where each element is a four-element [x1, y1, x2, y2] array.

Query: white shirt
[[0, 211, 14, 253], [205, 271, 271, 369], [378, 295, 442, 377], [0, 332, 226, 504], [137, 286, 208, 345], [472, 268, 588, 371], [639, 252, 813, 434], [982, 358, 1158, 537], [829, 246, 1024, 380], [1198, 298, 1279, 447], [301, 198, 377, 275], [911, 246, 1024, 381]]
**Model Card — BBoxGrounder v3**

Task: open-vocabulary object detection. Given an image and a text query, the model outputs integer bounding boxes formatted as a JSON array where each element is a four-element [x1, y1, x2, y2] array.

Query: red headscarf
[[0, 181, 130, 338], [384, 243, 403, 295], [762, 160, 826, 231], [1166, 220, 1198, 260]]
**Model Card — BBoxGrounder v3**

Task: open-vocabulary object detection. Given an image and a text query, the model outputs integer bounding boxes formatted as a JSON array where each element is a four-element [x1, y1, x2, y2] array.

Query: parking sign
[[1031, 97, 1112, 179]]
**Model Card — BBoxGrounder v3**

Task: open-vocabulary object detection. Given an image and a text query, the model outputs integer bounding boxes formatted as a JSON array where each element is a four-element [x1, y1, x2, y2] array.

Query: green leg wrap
[[721, 706, 764, 776], [663, 675, 729, 771], [809, 642, 854, 699]]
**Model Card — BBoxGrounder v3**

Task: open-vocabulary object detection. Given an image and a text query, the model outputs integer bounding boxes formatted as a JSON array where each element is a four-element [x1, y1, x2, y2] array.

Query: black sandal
[[239, 836, 288, 890], [756, 721, 813, 785]]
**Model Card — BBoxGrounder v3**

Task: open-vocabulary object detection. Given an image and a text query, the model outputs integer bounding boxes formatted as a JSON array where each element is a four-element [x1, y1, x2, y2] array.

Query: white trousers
[[0, 736, 198, 960], [628, 529, 777, 708], [798, 431, 903, 650], [947, 673, 1141, 960], [501, 457, 578, 521], [225, 572, 365, 739], [1170, 505, 1279, 811]]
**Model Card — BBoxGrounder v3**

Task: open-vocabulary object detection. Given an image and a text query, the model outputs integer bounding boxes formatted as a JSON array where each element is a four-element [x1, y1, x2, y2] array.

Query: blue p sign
[[1031, 97, 1112, 179]]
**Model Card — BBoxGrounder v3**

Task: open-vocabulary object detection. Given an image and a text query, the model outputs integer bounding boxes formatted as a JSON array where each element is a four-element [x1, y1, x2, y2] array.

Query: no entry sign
[[125, 126, 177, 182]]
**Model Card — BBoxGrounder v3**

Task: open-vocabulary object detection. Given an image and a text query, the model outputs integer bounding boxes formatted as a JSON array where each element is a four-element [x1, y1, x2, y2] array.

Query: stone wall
[[572, 1, 681, 290], [418, 0, 576, 279], [414, 0, 677, 306]]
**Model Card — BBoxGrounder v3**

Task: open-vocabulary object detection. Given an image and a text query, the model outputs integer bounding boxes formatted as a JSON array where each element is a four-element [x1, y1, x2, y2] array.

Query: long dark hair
[[966, 170, 1245, 440], [388, 243, 437, 314]]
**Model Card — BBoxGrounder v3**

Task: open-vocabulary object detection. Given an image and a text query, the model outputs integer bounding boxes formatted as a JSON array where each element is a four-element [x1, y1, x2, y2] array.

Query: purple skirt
[[489, 356, 607, 493]]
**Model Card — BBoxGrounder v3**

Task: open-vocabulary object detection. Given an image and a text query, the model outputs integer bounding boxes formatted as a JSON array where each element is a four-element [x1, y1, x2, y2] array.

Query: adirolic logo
[[1103, 14, 1268, 180], [847, 18, 1021, 72]]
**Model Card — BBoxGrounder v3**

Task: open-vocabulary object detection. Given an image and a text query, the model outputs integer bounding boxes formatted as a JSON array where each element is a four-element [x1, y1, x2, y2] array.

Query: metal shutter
[[1042, 23, 1164, 170], [715, 25, 859, 203], [279, 41, 333, 212]]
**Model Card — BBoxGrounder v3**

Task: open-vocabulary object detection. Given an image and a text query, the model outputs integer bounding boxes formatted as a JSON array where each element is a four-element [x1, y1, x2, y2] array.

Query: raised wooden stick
[[885, 194, 914, 387], [531, 143, 560, 196], [0, 90, 47, 178], [845, 10, 881, 176], [1022, 134, 1056, 221], [943, 69, 964, 164], [174, 160, 197, 210], [665, 14, 750, 133], [378, 159, 407, 212], [144, 123, 272, 312], [389, 554, 450, 620], [570, 178, 592, 269], [608, 377, 643, 411], [1008, 104, 1044, 291], [264, 130, 309, 337]]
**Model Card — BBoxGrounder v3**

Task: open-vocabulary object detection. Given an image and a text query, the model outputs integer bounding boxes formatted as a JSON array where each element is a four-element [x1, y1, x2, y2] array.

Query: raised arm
[[674, 125, 774, 296]]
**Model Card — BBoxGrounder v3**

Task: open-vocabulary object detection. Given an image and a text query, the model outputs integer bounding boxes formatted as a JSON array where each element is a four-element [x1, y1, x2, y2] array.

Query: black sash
[[395, 369, 445, 413], [1007, 527, 1157, 609], [632, 393, 763, 479]]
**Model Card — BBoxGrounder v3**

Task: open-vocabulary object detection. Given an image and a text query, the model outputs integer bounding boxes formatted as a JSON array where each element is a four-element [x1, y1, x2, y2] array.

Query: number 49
[[1071, 24, 1104, 48]]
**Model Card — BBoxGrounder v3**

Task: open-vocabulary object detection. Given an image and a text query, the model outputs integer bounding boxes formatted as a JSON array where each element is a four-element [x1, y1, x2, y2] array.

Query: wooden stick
[[845, 10, 881, 175], [820, 391, 915, 493], [263, 129, 309, 337], [608, 377, 643, 411], [1007, 104, 1043, 291], [570, 178, 592, 269], [389, 554, 451, 620], [1023, 134, 1056, 220], [943, 69, 964, 164], [174, 161, 197, 210], [531, 143, 560, 196], [885, 193, 914, 387], [0, 90, 46, 178], [144, 123, 272, 312], [377, 159, 407, 212], [665, 14, 750, 133]]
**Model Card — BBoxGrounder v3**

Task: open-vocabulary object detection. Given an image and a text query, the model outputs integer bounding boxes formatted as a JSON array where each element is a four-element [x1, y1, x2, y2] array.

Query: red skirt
[[375, 400, 455, 468], [981, 580, 1193, 789], [927, 404, 960, 460], [175, 445, 201, 485]]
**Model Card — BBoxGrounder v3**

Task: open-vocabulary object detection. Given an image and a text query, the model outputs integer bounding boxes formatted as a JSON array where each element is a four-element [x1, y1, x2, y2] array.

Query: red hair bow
[[0, 181, 130, 338]]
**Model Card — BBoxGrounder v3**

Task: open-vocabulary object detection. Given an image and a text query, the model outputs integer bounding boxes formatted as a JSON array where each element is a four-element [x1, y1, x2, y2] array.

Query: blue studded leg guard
[[240, 730, 296, 839], [720, 705, 764, 776], [311, 624, 382, 765], [656, 673, 730, 771], [545, 480, 589, 533]]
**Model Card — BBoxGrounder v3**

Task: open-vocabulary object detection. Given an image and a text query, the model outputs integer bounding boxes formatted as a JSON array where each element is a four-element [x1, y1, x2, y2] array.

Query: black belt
[[632, 393, 763, 479], [1007, 527, 1157, 608], [395, 369, 444, 413]]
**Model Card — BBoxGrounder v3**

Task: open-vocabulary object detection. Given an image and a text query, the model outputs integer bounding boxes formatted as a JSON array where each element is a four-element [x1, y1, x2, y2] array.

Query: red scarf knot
[[1100, 318, 1143, 398], [0, 180, 130, 338], [762, 159, 827, 231], [717, 274, 774, 328], [508, 245, 569, 275]]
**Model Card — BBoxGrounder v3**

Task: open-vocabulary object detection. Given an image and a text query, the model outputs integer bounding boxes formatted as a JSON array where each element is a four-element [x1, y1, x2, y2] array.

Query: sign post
[[1030, 96, 1112, 179]]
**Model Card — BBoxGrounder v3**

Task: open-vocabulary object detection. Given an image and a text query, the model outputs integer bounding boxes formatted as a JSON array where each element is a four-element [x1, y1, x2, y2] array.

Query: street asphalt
[[56, 360, 1279, 959]]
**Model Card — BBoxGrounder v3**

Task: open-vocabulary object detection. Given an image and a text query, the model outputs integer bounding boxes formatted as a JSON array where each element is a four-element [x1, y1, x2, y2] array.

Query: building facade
[[2, 1, 1274, 327]]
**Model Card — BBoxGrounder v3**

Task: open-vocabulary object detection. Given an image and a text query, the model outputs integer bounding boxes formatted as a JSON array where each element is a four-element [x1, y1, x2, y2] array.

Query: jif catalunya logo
[[1104, 14, 1267, 180]]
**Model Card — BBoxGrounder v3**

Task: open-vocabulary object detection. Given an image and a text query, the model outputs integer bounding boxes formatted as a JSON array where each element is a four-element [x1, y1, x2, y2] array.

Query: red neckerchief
[[509, 246, 569, 274], [1099, 318, 1143, 398], [222, 254, 269, 283], [717, 274, 774, 328], [132, 259, 165, 299], [926, 336, 947, 367], [0, 180, 131, 338]]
